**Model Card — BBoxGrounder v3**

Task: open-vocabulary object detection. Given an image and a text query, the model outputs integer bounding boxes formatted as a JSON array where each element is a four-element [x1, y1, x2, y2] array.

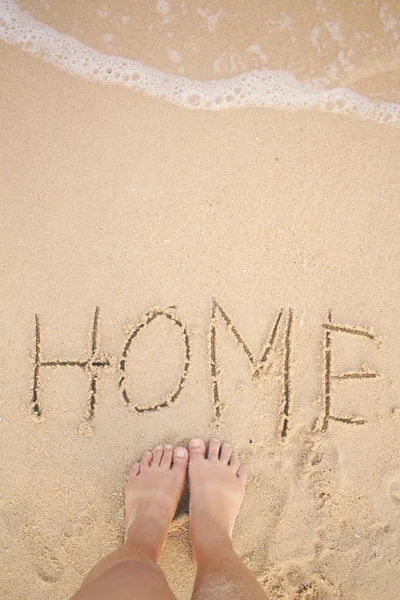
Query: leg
[[189, 438, 267, 600], [70, 444, 189, 600]]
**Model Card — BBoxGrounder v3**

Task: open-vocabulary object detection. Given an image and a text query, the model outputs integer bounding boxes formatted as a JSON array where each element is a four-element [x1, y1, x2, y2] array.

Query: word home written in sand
[[31, 300, 381, 437]]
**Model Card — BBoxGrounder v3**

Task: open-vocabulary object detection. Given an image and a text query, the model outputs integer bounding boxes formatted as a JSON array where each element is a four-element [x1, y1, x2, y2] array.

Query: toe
[[208, 438, 221, 461], [129, 462, 140, 477], [172, 447, 189, 471], [152, 445, 164, 467], [237, 466, 247, 483], [229, 455, 240, 472], [189, 438, 206, 461], [220, 442, 232, 464], [161, 444, 174, 469], [140, 451, 152, 469]]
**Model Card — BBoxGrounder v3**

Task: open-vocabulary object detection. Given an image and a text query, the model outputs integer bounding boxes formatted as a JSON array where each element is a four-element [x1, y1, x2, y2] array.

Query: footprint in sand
[[4, 494, 65, 585], [389, 481, 400, 506], [35, 546, 64, 584], [260, 561, 341, 600]]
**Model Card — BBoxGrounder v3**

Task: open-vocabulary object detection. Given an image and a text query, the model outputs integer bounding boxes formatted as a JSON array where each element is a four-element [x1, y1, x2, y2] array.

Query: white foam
[[167, 48, 182, 64], [195, 7, 223, 33], [379, 3, 397, 34], [155, 0, 169, 16], [0, 0, 399, 124], [323, 21, 343, 43]]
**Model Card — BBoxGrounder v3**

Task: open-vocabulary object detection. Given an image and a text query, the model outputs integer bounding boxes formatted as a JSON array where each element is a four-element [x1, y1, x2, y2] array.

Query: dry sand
[[0, 1, 400, 599]]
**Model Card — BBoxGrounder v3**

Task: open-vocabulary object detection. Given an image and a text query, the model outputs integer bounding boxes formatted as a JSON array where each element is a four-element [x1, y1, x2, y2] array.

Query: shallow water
[[1, 0, 400, 120]]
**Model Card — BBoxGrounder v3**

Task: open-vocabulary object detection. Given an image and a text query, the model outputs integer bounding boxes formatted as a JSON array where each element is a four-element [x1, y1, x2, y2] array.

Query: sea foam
[[1, 0, 399, 124]]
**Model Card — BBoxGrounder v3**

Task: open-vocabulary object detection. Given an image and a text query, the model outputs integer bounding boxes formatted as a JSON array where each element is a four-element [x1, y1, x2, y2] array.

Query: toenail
[[191, 439, 201, 448], [155, 445, 163, 449], [176, 448, 186, 457], [211, 438, 220, 443], [165, 444, 173, 449]]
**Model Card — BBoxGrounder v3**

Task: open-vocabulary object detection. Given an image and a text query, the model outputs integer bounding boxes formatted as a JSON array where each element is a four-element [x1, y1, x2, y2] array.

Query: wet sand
[[1, 1, 400, 598]]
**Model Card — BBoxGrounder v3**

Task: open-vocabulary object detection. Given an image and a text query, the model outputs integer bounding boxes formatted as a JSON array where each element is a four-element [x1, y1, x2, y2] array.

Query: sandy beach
[[1, 1, 400, 598]]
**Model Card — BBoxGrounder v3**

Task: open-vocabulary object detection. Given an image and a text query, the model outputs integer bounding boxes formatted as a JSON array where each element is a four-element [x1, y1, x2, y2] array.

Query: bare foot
[[125, 444, 188, 562], [188, 438, 247, 558]]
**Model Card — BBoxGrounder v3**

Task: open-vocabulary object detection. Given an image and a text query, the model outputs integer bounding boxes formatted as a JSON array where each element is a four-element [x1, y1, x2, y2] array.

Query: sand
[[0, 1, 400, 599]]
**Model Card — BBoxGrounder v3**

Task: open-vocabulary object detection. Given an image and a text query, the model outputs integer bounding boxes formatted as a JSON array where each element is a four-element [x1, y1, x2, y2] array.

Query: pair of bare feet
[[124, 438, 247, 562]]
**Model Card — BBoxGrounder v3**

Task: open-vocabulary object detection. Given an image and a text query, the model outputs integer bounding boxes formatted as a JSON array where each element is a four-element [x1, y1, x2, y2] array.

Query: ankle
[[191, 523, 233, 563], [123, 538, 160, 563], [124, 521, 166, 563]]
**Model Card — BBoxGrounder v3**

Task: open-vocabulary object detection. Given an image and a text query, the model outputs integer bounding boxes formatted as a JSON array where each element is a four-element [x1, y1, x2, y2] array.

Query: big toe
[[189, 438, 206, 461]]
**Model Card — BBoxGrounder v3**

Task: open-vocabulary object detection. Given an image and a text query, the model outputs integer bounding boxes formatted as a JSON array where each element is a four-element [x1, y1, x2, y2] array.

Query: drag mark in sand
[[210, 300, 220, 418], [332, 370, 379, 380], [322, 309, 333, 433], [210, 298, 286, 427], [281, 308, 293, 439], [119, 308, 191, 412], [32, 314, 41, 416], [321, 309, 379, 432], [89, 305, 101, 420], [31, 304, 382, 433], [322, 321, 376, 340], [33, 306, 191, 418], [32, 306, 111, 420]]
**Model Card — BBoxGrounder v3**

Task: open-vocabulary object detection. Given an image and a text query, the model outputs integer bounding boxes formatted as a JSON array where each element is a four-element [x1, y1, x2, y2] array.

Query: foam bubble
[[155, 0, 169, 16], [167, 48, 181, 64], [0, 0, 399, 124]]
